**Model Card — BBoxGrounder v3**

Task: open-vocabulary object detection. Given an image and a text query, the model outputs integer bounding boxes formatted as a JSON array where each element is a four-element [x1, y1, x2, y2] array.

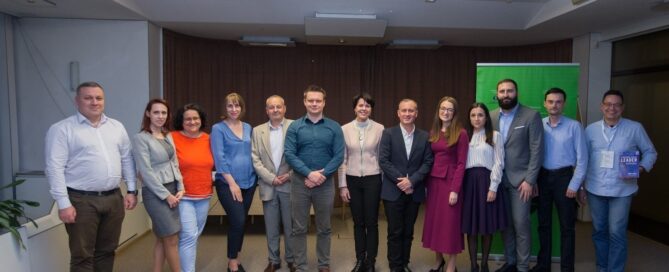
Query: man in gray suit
[[252, 95, 295, 272], [490, 79, 544, 272]]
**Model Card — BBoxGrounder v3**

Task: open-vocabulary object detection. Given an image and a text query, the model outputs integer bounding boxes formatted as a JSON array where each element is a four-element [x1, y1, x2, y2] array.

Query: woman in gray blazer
[[132, 99, 184, 272]]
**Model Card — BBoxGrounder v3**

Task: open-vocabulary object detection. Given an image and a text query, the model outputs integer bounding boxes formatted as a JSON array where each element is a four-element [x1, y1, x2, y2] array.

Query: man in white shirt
[[252, 95, 295, 272], [45, 81, 137, 272], [379, 99, 434, 272]]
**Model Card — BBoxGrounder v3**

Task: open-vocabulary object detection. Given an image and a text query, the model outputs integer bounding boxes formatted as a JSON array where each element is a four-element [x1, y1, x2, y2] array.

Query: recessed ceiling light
[[426, 0, 437, 3]]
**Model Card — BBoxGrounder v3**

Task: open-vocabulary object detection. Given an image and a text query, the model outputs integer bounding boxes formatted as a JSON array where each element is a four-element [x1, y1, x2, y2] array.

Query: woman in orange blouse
[[170, 103, 214, 272]]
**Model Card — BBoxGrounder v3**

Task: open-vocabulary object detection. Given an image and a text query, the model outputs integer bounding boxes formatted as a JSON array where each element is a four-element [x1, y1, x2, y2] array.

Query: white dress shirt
[[45, 112, 136, 209], [400, 124, 415, 159], [269, 121, 284, 173], [466, 129, 505, 192]]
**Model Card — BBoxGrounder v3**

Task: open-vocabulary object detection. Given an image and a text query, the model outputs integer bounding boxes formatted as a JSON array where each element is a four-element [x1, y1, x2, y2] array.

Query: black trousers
[[536, 167, 577, 272], [383, 194, 421, 270], [347, 174, 382, 261], [215, 180, 257, 259]]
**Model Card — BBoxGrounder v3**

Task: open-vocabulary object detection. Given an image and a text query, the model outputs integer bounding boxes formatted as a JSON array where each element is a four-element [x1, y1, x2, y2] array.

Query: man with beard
[[490, 79, 544, 272]]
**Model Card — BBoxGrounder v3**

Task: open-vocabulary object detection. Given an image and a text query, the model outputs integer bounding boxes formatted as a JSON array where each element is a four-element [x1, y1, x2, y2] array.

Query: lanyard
[[601, 120, 618, 149]]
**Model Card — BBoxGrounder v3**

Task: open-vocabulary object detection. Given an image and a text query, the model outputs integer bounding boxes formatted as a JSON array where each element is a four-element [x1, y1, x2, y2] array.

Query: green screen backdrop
[[476, 63, 580, 259]]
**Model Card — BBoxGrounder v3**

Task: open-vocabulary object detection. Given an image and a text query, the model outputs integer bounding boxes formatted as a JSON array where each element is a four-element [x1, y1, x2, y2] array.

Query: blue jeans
[[587, 192, 633, 272], [178, 197, 211, 272], [216, 180, 257, 259], [262, 191, 294, 265]]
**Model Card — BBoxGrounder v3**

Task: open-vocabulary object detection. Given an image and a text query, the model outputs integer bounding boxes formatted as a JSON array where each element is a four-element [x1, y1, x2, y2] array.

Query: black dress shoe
[[364, 258, 375, 272], [351, 258, 366, 272], [481, 263, 489, 272], [495, 263, 517, 272], [264, 262, 281, 272]]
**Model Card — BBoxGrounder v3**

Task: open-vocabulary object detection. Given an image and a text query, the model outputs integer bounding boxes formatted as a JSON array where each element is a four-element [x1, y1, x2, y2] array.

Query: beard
[[498, 95, 518, 110]]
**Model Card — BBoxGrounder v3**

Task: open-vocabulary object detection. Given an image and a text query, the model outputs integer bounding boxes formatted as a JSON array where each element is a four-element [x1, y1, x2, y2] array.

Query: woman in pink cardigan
[[338, 93, 385, 272]]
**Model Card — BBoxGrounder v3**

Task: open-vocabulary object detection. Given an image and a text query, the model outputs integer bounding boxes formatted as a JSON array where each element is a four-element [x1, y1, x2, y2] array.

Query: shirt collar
[[400, 124, 415, 137], [602, 118, 623, 129], [268, 119, 284, 130], [544, 115, 563, 127], [76, 111, 108, 126], [304, 115, 324, 124], [500, 103, 520, 117]]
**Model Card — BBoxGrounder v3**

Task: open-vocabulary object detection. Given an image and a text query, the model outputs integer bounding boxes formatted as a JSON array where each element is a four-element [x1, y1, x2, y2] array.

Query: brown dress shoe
[[264, 263, 280, 272], [318, 267, 331, 272], [287, 262, 296, 272]]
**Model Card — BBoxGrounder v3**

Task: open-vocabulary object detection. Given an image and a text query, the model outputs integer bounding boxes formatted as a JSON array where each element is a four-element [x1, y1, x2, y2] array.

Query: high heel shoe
[[429, 259, 445, 272]]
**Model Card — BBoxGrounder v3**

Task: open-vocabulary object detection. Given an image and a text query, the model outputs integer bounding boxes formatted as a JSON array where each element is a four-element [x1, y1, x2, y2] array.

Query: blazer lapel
[[260, 125, 275, 168], [279, 119, 291, 167], [505, 106, 524, 143], [393, 126, 410, 163]]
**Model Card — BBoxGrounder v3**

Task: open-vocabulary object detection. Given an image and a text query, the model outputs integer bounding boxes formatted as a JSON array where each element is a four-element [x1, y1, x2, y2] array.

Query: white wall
[[572, 33, 612, 125], [14, 18, 153, 171], [3, 17, 161, 271]]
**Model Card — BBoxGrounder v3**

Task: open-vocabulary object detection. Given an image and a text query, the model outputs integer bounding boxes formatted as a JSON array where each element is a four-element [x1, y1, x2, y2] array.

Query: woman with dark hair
[[461, 103, 507, 272], [132, 98, 184, 272], [422, 96, 469, 272], [338, 92, 385, 272], [210, 92, 257, 272], [170, 103, 214, 272]]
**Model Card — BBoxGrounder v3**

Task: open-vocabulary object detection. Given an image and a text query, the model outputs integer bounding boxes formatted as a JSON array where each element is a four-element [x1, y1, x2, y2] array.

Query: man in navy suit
[[379, 99, 434, 272]]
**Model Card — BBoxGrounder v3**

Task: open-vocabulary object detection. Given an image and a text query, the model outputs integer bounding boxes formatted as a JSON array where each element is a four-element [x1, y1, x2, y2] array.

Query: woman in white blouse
[[461, 103, 507, 272], [338, 93, 385, 272]]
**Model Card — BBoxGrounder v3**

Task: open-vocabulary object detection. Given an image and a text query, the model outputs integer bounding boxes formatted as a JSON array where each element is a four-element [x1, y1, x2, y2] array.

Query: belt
[[67, 187, 119, 196], [540, 166, 573, 175]]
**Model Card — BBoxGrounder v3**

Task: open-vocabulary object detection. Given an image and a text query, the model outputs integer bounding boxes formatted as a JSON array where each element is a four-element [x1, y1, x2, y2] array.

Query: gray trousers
[[262, 190, 294, 265], [291, 174, 334, 271], [501, 180, 532, 272]]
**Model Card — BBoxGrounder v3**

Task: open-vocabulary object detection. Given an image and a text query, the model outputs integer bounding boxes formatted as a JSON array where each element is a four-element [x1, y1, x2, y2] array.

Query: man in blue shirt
[[284, 85, 344, 272], [584, 90, 657, 272], [531, 88, 588, 272]]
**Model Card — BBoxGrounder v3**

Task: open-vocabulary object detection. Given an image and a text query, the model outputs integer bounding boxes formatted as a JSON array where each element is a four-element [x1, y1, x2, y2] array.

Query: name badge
[[600, 150, 614, 169]]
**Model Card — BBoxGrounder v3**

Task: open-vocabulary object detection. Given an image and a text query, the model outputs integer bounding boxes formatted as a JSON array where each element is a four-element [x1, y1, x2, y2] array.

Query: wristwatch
[[127, 190, 138, 195]]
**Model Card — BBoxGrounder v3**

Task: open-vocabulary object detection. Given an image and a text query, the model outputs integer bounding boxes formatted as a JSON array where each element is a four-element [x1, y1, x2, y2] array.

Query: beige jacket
[[337, 119, 385, 188], [251, 118, 293, 201]]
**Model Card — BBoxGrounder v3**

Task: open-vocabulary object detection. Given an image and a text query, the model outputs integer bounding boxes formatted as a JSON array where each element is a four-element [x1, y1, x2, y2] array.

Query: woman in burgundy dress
[[422, 96, 469, 272]]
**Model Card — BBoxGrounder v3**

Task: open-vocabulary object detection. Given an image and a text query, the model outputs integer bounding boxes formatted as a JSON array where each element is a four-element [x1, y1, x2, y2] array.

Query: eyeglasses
[[184, 117, 200, 122], [603, 103, 623, 109], [439, 107, 455, 113]]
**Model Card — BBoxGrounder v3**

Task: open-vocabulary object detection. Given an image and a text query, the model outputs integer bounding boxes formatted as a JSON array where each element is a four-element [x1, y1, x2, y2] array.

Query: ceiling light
[[426, 0, 437, 3], [238, 36, 295, 47], [386, 40, 442, 49], [314, 13, 376, 20]]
